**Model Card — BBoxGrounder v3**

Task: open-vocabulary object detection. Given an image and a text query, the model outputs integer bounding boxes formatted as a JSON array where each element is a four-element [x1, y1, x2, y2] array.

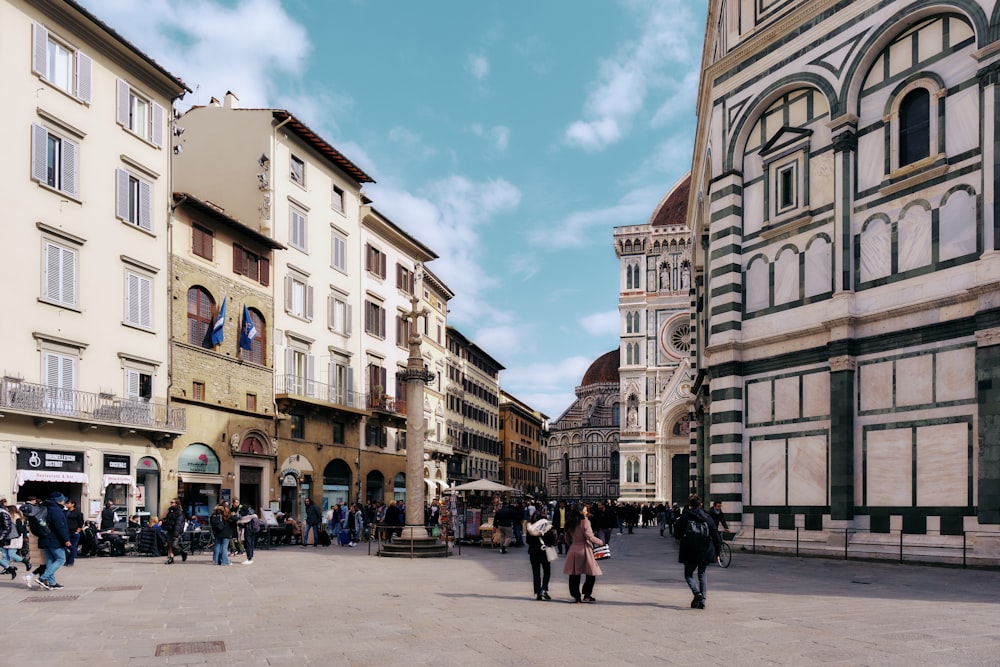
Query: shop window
[[290, 413, 305, 439]]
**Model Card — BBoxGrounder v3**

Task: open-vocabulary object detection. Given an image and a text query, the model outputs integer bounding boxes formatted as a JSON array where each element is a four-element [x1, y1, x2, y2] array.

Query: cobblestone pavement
[[5, 527, 999, 666]]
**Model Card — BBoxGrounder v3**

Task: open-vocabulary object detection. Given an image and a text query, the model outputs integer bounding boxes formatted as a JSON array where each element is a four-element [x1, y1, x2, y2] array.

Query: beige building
[[446, 327, 503, 484], [166, 193, 283, 517], [172, 94, 375, 515], [0, 0, 187, 518], [419, 266, 454, 498]]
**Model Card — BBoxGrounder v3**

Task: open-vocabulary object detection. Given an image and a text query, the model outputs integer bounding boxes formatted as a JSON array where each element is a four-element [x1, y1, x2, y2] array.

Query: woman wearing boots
[[162, 498, 187, 564], [526, 510, 556, 601], [562, 504, 603, 603]]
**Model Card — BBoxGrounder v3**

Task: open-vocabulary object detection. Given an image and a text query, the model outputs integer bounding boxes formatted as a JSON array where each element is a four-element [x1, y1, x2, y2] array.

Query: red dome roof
[[581, 350, 620, 386], [649, 173, 691, 227]]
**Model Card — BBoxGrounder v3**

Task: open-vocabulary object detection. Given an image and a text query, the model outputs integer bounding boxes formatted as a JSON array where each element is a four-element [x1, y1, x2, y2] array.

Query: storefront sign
[[16, 447, 84, 473], [281, 473, 298, 487], [177, 443, 221, 474], [103, 453, 131, 475]]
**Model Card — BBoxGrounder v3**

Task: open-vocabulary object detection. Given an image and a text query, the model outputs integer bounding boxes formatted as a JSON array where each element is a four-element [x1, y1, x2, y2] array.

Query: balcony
[[0, 377, 185, 439], [275, 374, 369, 413]]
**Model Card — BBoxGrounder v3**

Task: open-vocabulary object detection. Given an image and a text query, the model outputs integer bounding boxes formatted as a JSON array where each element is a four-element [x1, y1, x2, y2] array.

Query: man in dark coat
[[99, 501, 116, 531], [37, 492, 72, 590], [303, 498, 322, 547], [162, 498, 187, 564], [673, 494, 722, 609]]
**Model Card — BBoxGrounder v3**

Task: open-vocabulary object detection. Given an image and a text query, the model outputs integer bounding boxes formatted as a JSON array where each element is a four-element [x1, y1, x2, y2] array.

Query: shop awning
[[178, 473, 223, 485], [15, 469, 89, 487], [102, 474, 134, 488]]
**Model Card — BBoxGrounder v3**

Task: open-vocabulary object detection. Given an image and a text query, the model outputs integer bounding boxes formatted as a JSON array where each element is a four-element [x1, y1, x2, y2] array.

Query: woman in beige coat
[[562, 504, 603, 603]]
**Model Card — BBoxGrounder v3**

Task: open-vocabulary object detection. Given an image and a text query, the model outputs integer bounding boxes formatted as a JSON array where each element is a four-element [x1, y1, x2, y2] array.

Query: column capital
[[829, 355, 856, 372]]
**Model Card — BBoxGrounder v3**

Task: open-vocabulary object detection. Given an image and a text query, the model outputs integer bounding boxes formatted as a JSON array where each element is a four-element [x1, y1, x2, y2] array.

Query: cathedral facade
[[689, 0, 1000, 564], [614, 177, 695, 505]]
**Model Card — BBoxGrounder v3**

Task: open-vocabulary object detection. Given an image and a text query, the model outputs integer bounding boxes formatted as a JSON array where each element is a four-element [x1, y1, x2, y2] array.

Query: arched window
[[612, 403, 620, 426], [898, 88, 930, 167], [610, 451, 620, 479], [187, 286, 214, 348], [244, 308, 266, 365]]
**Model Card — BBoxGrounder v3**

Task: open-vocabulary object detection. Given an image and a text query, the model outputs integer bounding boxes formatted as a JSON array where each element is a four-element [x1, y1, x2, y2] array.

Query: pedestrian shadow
[[437, 592, 667, 608]]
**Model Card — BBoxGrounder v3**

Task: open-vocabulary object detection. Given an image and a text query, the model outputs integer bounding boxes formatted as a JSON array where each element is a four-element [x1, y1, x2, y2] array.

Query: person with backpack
[[674, 494, 723, 610], [236, 505, 259, 565], [19, 497, 48, 587], [0, 500, 21, 580], [209, 503, 233, 565], [36, 492, 72, 590]]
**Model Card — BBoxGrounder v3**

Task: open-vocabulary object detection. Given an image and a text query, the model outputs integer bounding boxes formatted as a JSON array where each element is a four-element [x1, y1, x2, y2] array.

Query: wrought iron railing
[[369, 394, 406, 415], [0, 377, 185, 431], [275, 374, 369, 411]]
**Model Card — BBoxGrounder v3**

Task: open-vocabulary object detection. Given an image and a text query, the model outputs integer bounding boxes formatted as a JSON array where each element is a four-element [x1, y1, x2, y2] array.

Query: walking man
[[37, 492, 71, 590], [674, 494, 722, 609], [493, 501, 515, 554]]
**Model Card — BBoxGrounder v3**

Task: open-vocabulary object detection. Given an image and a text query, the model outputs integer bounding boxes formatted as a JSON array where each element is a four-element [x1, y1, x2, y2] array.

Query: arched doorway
[[366, 470, 384, 503], [236, 431, 271, 512], [323, 459, 351, 510]]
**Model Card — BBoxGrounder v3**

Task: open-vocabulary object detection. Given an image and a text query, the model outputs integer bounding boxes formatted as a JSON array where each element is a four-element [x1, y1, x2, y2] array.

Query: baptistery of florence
[[687, 0, 1000, 564]]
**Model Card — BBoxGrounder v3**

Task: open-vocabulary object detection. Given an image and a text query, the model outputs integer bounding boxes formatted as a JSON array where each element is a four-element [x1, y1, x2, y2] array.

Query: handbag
[[543, 545, 558, 562], [592, 544, 611, 560]]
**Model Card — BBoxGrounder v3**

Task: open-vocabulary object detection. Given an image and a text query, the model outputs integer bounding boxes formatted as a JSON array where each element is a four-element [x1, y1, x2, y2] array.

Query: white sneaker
[[24, 574, 33, 589], [242, 560, 253, 565], [349, 542, 355, 547]]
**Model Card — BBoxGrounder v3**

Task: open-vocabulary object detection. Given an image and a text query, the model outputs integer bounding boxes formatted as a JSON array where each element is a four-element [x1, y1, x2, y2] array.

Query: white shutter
[[305, 285, 314, 321], [116, 169, 130, 220], [61, 137, 78, 197], [347, 367, 354, 396], [327, 294, 335, 330], [44, 242, 60, 301], [126, 369, 141, 399], [138, 178, 153, 230], [306, 355, 316, 397], [139, 274, 152, 327], [116, 79, 131, 127], [346, 304, 352, 335], [45, 352, 60, 387], [31, 124, 48, 183], [32, 23, 47, 76], [151, 102, 165, 147], [284, 348, 294, 386], [61, 245, 75, 304], [76, 52, 92, 103], [126, 272, 140, 324], [284, 276, 293, 313]]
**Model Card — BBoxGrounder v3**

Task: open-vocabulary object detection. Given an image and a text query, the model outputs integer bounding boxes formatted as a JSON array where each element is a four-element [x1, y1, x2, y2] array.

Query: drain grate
[[21, 594, 79, 603], [155, 641, 226, 656], [94, 585, 143, 591]]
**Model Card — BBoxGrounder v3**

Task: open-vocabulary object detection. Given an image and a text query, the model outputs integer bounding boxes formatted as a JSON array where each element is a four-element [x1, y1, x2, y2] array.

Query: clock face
[[660, 316, 691, 360]]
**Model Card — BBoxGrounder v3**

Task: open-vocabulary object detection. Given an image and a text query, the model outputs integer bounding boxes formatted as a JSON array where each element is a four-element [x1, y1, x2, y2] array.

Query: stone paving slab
[[3, 530, 999, 665]]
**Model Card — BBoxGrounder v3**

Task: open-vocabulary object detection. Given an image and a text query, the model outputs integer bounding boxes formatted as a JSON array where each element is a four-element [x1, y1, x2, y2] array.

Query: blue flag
[[239, 304, 258, 351], [211, 296, 227, 346]]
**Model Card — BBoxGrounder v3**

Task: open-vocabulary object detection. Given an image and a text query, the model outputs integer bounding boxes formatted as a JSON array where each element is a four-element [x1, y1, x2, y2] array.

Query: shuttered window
[[187, 287, 214, 348], [42, 241, 76, 306], [289, 208, 307, 251], [124, 269, 152, 329], [192, 224, 213, 260], [31, 124, 78, 197], [116, 79, 164, 147], [116, 169, 153, 231], [233, 244, 270, 286], [32, 22, 91, 103]]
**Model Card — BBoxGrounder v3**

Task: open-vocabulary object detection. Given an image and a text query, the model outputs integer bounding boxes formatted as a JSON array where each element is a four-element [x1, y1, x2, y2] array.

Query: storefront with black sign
[[14, 446, 87, 504], [102, 453, 132, 513]]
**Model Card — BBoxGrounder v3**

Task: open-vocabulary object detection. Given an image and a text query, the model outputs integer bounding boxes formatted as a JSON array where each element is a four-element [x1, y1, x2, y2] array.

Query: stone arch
[[726, 75, 839, 171], [841, 1, 988, 114]]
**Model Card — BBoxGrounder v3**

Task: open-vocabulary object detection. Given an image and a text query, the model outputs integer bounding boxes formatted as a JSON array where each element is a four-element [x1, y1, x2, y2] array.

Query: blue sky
[[80, 0, 708, 419]]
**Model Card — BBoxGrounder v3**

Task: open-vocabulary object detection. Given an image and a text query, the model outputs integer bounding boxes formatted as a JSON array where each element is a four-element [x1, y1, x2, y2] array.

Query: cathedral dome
[[648, 172, 691, 228], [581, 350, 620, 387]]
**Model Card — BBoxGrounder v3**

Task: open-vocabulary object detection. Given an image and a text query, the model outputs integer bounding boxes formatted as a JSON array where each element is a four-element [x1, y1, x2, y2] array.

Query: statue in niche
[[681, 265, 690, 289], [659, 264, 670, 290], [627, 406, 638, 427]]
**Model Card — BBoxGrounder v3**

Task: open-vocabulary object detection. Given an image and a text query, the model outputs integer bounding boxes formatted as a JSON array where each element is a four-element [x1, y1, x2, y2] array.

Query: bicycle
[[718, 541, 732, 568]]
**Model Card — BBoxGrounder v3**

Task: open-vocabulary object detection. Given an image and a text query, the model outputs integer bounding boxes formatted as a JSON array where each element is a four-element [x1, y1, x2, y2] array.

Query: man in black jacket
[[673, 494, 722, 610], [162, 498, 187, 564], [303, 498, 322, 547], [64, 500, 84, 565], [37, 492, 71, 590], [493, 501, 514, 554]]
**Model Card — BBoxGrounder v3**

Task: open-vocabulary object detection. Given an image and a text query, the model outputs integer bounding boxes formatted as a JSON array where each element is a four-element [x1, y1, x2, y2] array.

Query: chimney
[[209, 96, 220, 107], [224, 91, 239, 109]]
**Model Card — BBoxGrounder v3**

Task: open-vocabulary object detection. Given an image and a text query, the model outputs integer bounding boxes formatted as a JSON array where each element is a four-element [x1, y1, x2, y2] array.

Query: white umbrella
[[446, 479, 517, 493]]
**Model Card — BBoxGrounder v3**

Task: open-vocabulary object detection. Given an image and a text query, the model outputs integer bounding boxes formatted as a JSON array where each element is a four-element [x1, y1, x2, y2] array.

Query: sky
[[79, 0, 708, 420]]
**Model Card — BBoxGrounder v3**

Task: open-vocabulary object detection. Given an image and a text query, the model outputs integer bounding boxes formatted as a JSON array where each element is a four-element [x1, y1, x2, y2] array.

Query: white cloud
[[467, 52, 490, 80], [502, 356, 594, 393], [580, 310, 620, 337], [79, 0, 312, 111], [564, 0, 702, 152], [388, 126, 437, 162], [471, 124, 511, 153], [366, 175, 521, 328], [528, 183, 665, 248]]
